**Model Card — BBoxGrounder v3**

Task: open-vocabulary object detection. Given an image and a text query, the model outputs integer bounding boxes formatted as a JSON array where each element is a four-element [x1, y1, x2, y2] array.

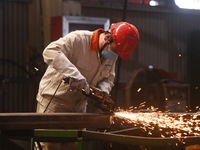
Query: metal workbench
[[0, 112, 200, 150]]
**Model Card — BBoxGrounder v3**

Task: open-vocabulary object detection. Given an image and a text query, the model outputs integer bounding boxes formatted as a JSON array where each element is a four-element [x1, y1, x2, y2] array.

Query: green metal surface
[[33, 129, 86, 150], [34, 129, 79, 138]]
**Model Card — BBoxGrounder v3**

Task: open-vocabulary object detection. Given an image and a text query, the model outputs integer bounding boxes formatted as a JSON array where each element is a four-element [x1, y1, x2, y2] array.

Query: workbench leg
[[31, 138, 34, 150], [78, 141, 87, 150]]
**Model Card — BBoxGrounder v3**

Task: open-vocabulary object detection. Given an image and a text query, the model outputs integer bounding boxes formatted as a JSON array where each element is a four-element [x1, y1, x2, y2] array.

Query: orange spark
[[113, 108, 200, 139]]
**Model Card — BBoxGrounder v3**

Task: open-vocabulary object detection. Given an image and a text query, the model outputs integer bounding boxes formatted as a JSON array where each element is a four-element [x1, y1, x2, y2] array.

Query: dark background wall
[[0, 1, 31, 112], [81, 2, 200, 110], [188, 31, 200, 110]]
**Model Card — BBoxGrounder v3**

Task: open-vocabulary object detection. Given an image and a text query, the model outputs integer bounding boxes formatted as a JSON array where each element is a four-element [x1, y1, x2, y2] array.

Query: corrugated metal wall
[[0, 1, 31, 113], [0, 1, 36, 149]]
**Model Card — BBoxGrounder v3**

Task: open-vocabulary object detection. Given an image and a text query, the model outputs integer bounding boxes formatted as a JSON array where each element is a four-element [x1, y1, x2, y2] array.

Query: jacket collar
[[90, 28, 105, 51]]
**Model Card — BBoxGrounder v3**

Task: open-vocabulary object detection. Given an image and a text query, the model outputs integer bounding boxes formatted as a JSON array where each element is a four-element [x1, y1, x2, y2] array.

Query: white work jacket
[[36, 30, 117, 112]]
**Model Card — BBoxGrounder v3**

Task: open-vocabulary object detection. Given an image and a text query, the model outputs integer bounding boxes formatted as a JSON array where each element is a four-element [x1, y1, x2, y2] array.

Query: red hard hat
[[110, 22, 139, 60]]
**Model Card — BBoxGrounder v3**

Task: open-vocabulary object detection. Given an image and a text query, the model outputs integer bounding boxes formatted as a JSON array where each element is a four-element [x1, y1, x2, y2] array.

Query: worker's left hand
[[69, 78, 90, 94]]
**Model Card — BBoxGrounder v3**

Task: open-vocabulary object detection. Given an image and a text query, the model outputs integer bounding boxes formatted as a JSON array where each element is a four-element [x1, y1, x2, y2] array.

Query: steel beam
[[0, 113, 112, 130]]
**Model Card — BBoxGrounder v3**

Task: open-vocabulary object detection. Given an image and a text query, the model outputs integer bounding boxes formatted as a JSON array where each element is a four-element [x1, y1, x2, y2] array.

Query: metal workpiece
[[0, 112, 200, 148], [0, 113, 112, 130], [82, 130, 200, 146]]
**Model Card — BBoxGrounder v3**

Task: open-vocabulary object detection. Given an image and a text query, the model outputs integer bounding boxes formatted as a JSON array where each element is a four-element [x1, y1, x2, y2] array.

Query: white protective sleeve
[[51, 51, 86, 80], [97, 80, 114, 95], [97, 59, 117, 94]]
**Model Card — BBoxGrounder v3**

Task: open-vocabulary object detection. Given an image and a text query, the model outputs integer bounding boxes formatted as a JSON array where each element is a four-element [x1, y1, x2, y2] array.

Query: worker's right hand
[[68, 78, 90, 94]]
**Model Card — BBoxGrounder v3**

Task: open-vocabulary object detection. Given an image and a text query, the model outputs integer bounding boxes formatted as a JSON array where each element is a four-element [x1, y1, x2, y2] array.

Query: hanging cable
[[43, 79, 63, 113]]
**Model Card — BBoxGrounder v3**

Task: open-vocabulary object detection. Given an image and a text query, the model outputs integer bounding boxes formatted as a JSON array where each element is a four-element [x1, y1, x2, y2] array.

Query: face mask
[[101, 49, 118, 60]]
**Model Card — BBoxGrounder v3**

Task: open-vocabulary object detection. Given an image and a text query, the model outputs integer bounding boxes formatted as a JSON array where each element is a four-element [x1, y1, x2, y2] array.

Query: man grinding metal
[[36, 22, 139, 150]]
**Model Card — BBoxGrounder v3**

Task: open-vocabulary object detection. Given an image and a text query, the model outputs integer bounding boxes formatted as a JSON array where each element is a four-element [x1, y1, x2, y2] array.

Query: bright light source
[[175, 0, 200, 10], [148, 65, 154, 69], [149, 0, 159, 6]]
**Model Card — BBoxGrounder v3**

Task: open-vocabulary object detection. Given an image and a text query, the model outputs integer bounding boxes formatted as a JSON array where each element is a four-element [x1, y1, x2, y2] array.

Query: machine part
[[0, 113, 112, 130], [82, 86, 115, 113], [63, 77, 115, 112]]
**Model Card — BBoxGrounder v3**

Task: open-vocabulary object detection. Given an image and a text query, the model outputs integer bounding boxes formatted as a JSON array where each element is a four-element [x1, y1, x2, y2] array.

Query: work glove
[[82, 86, 115, 112], [68, 78, 90, 94]]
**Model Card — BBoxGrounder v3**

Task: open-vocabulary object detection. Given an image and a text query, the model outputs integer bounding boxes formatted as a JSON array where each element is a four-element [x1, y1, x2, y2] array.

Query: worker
[[35, 21, 139, 150]]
